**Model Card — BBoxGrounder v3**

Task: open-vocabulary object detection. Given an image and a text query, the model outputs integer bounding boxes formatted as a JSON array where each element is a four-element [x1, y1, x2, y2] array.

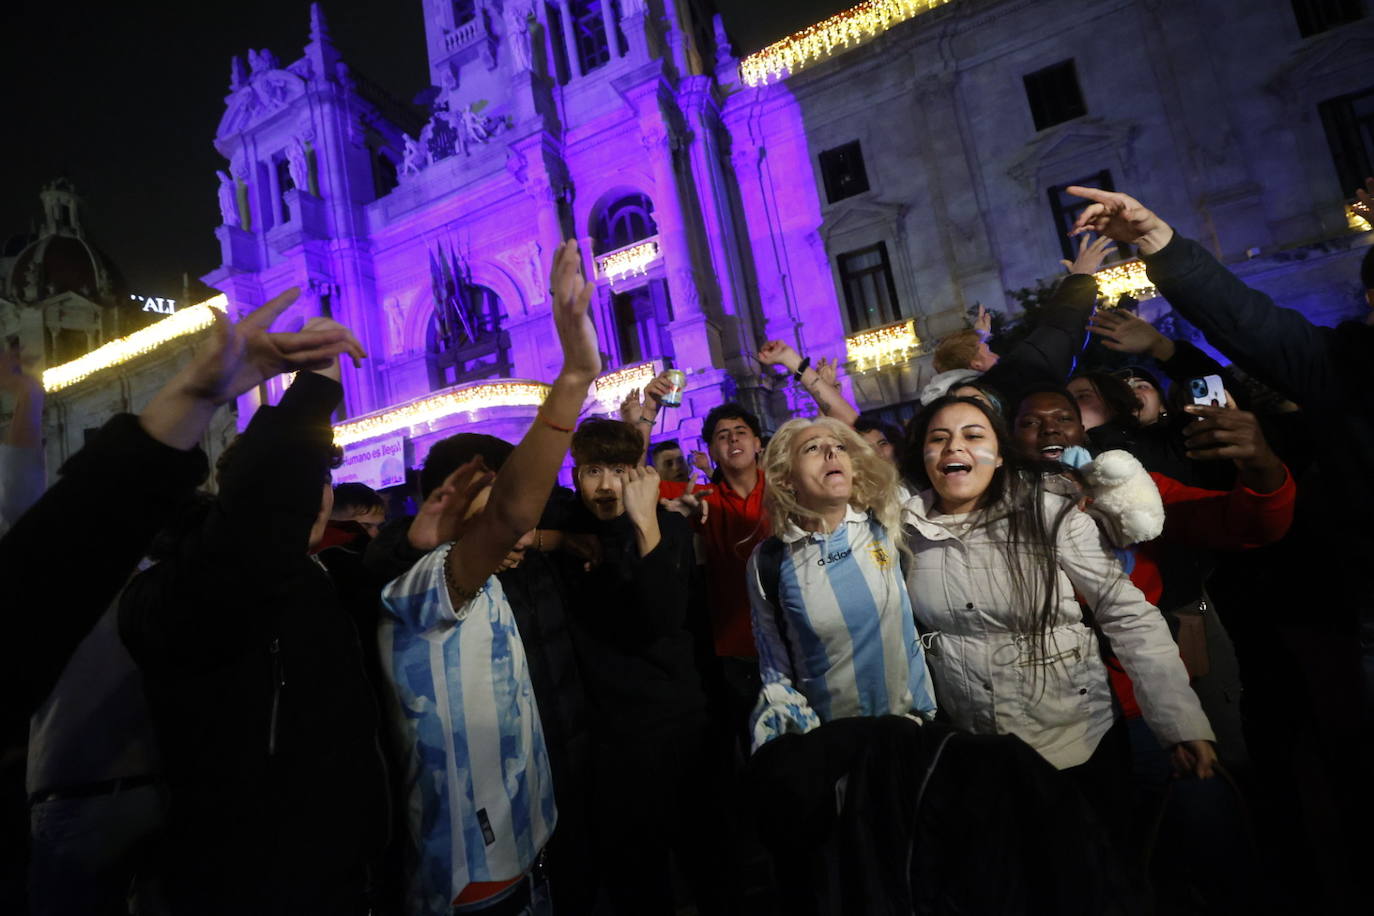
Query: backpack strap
[[755, 536, 794, 672]]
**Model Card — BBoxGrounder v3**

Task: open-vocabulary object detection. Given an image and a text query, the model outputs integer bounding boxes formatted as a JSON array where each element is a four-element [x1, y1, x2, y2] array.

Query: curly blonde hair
[[762, 417, 905, 544]]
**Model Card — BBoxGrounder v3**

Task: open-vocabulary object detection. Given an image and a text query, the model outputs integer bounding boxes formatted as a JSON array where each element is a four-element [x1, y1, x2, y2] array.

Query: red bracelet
[[537, 410, 574, 433]]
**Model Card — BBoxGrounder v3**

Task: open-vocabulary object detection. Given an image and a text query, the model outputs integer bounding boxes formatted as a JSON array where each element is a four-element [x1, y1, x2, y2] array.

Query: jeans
[[29, 782, 167, 916]]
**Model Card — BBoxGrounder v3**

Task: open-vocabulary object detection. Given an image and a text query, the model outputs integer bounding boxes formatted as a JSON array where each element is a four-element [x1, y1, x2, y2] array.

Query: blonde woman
[[746, 417, 936, 751]]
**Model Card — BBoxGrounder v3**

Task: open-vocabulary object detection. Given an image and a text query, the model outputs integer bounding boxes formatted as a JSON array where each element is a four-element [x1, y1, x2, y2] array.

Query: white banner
[[336, 435, 407, 491]]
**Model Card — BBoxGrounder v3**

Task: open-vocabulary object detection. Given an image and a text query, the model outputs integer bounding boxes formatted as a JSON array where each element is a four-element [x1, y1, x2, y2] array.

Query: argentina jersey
[[747, 506, 937, 750], [379, 548, 556, 916]]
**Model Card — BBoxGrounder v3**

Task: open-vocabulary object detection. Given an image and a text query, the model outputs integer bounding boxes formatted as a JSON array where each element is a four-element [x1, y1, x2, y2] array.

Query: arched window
[[591, 193, 657, 254], [426, 283, 511, 389]]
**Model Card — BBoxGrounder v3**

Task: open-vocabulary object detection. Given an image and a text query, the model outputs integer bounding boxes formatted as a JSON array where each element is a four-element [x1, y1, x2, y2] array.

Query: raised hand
[[1088, 309, 1172, 359], [643, 372, 675, 407], [623, 464, 661, 526], [407, 456, 496, 551], [1182, 395, 1286, 493], [1062, 233, 1118, 275], [1352, 176, 1374, 225], [187, 289, 365, 405], [661, 478, 710, 522], [816, 357, 839, 389], [619, 387, 644, 426], [973, 305, 992, 339], [300, 315, 367, 383], [550, 240, 600, 382], [757, 340, 802, 373], [690, 450, 712, 475], [1065, 187, 1174, 255]]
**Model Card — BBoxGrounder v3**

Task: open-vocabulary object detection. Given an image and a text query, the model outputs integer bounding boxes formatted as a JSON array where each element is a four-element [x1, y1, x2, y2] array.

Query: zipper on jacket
[[268, 637, 285, 756]]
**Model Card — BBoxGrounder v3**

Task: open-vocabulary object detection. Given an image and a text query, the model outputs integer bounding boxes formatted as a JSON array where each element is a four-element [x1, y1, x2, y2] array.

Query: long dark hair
[[904, 396, 1077, 668]]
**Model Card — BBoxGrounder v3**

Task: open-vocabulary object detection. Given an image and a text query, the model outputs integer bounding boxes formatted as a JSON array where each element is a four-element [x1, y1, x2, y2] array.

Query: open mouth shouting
[[940, 460, 972, 479], [1039, 444, 1065, 462]]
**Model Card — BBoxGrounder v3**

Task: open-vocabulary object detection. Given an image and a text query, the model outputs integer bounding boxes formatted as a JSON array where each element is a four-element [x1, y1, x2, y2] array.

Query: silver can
[[661, 368, 686, 407]]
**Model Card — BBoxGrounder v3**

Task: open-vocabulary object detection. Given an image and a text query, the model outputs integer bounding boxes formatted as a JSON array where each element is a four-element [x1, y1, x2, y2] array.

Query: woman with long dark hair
[[900, 395, 1215, 826]]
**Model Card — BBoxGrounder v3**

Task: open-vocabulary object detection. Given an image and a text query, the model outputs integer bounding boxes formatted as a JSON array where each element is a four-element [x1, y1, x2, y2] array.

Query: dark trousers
[[1063, 718, 1133, 856], [592, 719, 729, 916]]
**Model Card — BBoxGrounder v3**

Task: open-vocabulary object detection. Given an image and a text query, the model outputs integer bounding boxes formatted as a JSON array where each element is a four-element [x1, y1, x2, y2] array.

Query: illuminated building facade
[[18, 0, 1372, 486]]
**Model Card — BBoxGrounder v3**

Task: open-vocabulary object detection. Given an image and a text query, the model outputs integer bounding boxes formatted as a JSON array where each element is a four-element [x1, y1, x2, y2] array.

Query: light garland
[[332, 380, 550, 447], [43, 295, 227, 392], [1093, 259, 1157, 304], [846, 318, 920, 371], [1346, 203, 1372, 233], [592, 359, 662, 414], [740, 0, 952, 87], [595, 240, 660, 283]]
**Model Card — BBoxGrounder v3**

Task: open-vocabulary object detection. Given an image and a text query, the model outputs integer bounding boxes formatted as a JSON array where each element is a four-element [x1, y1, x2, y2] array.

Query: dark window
[[570, 0, 610, 74], [371, 148, 399, 200], [1024, 60, 1087, 131], [608, 281, 675, 367], [819, 141, 871, 204], [1291, 0, 1365, 37], [453, 0, 477, 25], [427, 284, 511, 389], [275, 156, 294, 223], [592, 194, 657, 254], [1048, 171, 1120, 262], [545, 2, 571, 83], [838, 243, 901, 332], [1318, 89, 1374, 196]]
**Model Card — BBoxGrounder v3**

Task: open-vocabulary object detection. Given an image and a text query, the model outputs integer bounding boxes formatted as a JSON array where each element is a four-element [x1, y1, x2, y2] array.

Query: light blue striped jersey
[[379, 547, 556, 916], [746, 506, 937, 751]]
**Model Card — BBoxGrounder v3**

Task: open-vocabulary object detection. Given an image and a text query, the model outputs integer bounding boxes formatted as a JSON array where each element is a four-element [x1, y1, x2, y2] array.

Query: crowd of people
[[1, 182, 1372, 916]]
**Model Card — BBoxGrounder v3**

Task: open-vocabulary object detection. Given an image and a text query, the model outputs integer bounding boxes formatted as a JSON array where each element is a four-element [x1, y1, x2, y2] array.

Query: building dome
[[9, 234, 118, 304]]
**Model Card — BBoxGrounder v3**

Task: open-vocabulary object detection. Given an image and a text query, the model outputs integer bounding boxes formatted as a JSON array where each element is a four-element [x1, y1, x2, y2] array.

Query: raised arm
[[1067, 185, 1340, 406], [5, 290, 357, 726], [979, 235, 1113, 403], [443, 240, 600, 603], [757, 340, 860, 425]]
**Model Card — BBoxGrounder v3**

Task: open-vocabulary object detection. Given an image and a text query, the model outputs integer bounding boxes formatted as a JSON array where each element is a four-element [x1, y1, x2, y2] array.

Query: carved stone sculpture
[[216, 171, 240, 226]]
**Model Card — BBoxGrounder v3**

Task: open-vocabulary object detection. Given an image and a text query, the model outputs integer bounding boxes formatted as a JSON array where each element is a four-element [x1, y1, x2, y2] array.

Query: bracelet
[[793, 357, 811, 381], [537, 410, 574, 434], [441, 543, 480, 614]]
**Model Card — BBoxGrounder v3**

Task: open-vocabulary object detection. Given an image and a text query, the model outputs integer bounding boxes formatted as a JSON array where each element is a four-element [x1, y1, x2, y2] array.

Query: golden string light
[[1093, 259, 1157, 304], [595, 240, 661, 284], [1346, 203, 1372, 233], [592, 360, 661, 413], [332, 381, 550, 447], [740, 0, 952, 87], [43, 295, 228, 392], [846, 318, 920, 371]]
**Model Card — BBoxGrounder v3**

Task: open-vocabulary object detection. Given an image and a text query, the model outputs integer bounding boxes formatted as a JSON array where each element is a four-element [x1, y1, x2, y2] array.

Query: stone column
[[556, 1, 581, 77], [600, 0, 622, 59], [641, 115, 719, 373]]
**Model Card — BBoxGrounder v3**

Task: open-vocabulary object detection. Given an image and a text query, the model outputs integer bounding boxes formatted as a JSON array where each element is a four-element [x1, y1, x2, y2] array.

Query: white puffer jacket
[[902, 488, 1213, 769]]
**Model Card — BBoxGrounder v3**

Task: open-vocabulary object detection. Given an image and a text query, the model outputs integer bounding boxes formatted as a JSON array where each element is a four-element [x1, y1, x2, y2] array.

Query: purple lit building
[[205, 0, 1373, 480]]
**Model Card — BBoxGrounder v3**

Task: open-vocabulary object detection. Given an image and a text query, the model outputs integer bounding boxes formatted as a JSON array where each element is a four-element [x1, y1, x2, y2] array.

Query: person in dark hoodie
[[118, 313, 388, 915], [552, 417, 723, 915], [1067, 180, 1374, 907]]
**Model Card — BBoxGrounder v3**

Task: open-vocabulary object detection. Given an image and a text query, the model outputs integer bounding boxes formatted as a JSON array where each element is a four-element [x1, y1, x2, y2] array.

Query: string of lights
[[740, 0, 952, 87], [596, 240, 661, 284], [1092, 259, 1157, 303], [846, 318, 921, 371], [332, 380, 551, 447], [42, 295, 227, 392]]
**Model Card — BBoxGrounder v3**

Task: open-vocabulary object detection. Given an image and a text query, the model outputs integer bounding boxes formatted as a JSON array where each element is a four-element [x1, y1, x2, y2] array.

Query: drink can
[[661, 369, 686, 407]]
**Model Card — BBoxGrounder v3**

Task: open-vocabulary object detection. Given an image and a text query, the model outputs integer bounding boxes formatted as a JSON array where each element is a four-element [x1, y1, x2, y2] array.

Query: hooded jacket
[[902, 488, 1213, 769], [119, 373, 389, 914]]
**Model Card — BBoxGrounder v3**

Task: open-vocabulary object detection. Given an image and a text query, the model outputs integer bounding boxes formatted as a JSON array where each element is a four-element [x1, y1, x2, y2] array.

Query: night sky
[[1, 0, 848, 301]]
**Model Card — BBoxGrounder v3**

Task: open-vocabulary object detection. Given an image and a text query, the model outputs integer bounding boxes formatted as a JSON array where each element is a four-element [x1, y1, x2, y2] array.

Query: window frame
[[837, 241, 902, 333], [1023, 60, 1088, 132]]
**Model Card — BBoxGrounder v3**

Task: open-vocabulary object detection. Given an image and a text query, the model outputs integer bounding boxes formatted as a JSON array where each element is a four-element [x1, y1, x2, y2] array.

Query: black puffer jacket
[[119, 373, 389, 915]]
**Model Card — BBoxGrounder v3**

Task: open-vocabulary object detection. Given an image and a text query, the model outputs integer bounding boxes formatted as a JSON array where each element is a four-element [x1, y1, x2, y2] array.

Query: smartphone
[[1187, 374, 1225, 409]]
